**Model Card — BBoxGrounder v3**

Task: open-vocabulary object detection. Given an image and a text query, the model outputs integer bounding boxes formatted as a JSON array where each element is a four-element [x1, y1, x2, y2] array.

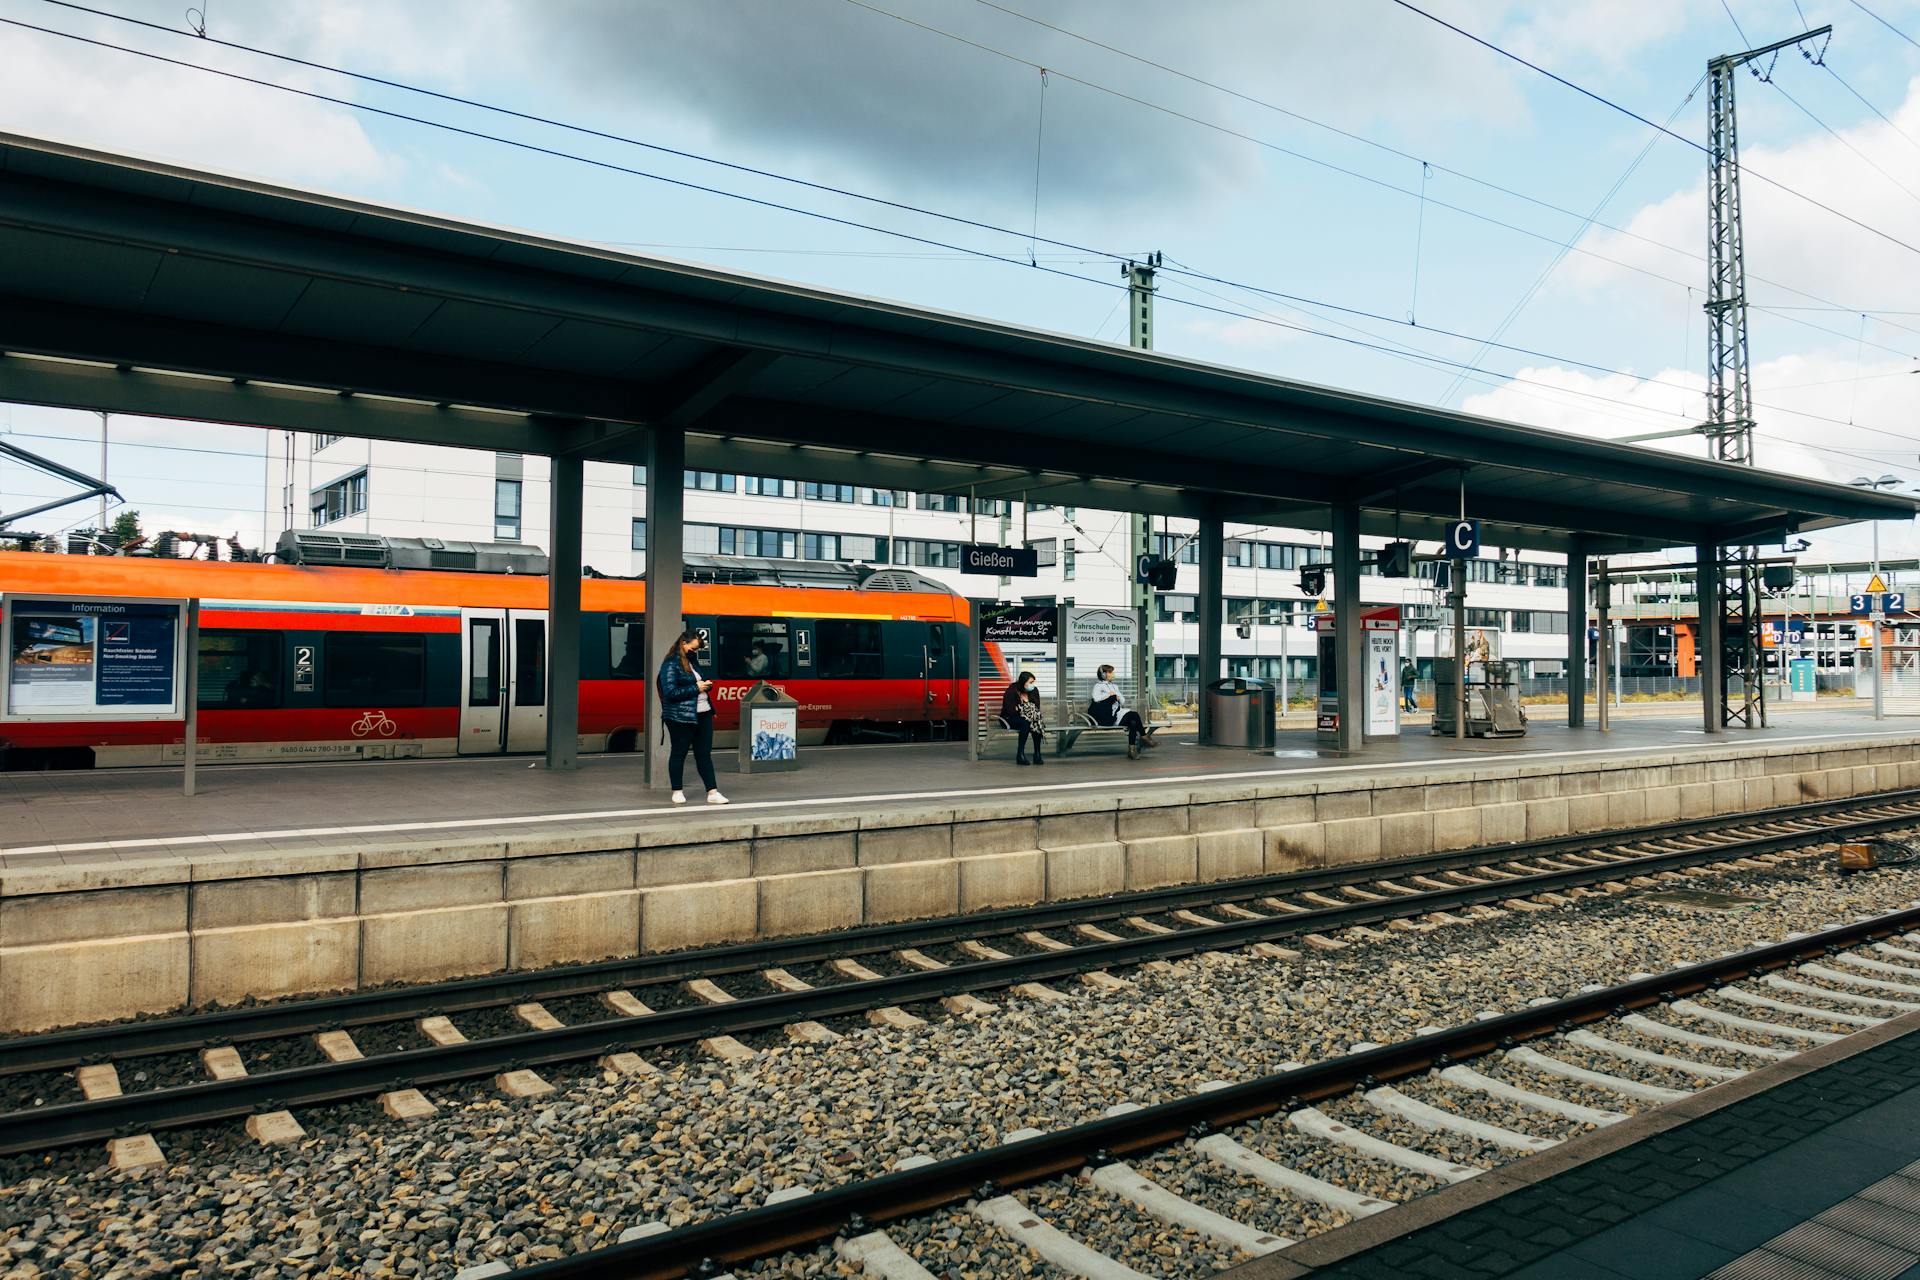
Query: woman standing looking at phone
[[656, 629, 729, 805]]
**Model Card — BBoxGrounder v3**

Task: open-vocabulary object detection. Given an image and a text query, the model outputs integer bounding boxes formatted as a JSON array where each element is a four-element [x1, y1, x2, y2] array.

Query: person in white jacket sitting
[[1087, 664, 1156, 759]]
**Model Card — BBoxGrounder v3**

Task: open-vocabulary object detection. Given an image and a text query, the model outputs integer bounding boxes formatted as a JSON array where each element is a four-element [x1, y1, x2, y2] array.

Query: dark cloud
[[510, 0, 1526, 221]]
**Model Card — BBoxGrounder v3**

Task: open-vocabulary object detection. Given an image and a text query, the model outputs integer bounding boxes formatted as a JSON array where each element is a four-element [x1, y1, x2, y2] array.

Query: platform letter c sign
[[1446, 519, 1480, 560]]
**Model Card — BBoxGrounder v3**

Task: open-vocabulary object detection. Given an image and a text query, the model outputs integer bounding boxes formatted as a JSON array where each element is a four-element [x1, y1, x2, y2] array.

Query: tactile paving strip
[[1707, 1161, 1920, 1280]]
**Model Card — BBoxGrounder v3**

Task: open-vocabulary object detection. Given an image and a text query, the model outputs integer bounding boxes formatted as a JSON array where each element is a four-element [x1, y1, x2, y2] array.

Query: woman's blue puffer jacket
[[656, 656, 704, 723]]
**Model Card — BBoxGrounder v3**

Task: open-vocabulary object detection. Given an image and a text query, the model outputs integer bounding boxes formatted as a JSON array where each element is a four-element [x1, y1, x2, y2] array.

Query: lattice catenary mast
[[1704, 26, 1828, 728]]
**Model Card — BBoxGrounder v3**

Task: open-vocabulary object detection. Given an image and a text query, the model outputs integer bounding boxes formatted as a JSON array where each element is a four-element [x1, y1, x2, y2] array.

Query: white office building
[[266, 434, 1577, 692]]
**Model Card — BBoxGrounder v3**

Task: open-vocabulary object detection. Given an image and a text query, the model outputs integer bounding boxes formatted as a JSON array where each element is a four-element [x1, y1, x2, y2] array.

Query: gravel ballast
[[3, 844, 1918, 1276]]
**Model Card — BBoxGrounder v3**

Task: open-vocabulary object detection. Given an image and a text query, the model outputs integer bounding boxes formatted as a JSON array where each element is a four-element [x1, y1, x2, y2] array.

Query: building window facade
[[310, 470, 368, 525], [631, 518, 647, 552], [494, 479, 522, 541]]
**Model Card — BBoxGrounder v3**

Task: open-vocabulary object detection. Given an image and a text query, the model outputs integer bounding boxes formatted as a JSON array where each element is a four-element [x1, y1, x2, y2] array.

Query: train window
[[323, 634, 427, 707], [468, 618, 501, 707], [514, 619, 546, 707], [609, 615, 647, 678], [715, 617, 790, 679], [198, 631, 280, 709], [814, 619, 882, 678]]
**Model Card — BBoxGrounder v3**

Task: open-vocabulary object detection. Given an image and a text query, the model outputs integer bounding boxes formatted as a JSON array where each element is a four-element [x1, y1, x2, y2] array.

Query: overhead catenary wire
[[0, 19, 1804, 409], [1383, 0, 1920, 260], [1433, 75, 1706, 407], [4, 12, 1917, 460], [964, 2, 1920, 353], [1846, 0, 1920, 50], [39, 0, 1920, 353]]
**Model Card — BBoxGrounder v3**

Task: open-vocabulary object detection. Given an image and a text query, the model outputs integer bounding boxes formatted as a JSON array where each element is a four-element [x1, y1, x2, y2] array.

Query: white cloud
[[1562, 75, 1920, 309], [0, 22, 397, 190], [1460, 350, 1920, 559], [1503, 0, 1702, 72]]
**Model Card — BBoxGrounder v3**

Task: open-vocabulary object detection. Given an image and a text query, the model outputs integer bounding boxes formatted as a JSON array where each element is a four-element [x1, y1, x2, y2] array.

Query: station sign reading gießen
[[962, 543, 1039, 577]]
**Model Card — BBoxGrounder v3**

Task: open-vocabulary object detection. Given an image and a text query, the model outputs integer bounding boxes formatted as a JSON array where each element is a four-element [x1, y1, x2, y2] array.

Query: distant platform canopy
[[0, 130, 1913, 556]]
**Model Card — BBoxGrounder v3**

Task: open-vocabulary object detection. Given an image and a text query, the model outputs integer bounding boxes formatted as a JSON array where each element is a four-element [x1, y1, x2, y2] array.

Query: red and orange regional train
[[0, 549, 976, 770]]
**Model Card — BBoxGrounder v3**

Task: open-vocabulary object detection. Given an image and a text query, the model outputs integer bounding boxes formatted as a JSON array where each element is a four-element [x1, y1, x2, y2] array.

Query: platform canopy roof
[[0, 130, 1913, 557]]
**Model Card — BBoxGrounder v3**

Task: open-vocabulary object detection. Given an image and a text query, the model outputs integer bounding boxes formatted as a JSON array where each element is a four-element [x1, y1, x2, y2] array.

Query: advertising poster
[[1365, 631, 1399, 737], [1067, 607, 1135, 645], [750, 706, 798, 761], [8, 613, 95, 708], [5, 598, 182, 718], [980, 603, 1059, 644]]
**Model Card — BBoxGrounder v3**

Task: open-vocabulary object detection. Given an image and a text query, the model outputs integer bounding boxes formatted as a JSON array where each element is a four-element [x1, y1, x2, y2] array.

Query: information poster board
[[1365, 630, 1399, 737], [3, 596, 186, 721]]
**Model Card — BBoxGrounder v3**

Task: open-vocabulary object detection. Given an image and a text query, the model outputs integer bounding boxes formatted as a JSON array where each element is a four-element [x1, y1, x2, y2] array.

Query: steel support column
[[1197, 512, 1224, 741], [1697, 543, 1726, 733], [1566, 540, 1588, 727], [644, 427, 686, 789], [545, 451, 583, 770], [1332, 502, 1363, 754]]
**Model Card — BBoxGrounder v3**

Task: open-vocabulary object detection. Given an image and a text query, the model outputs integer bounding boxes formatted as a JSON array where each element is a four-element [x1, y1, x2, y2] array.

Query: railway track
[[502, 902, 1920, 1280], [4, 790, 1919, 1160]]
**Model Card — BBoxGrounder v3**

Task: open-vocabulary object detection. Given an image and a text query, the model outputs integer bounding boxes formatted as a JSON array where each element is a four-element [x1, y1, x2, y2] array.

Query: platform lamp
[[1851, 475, 1900, 720]]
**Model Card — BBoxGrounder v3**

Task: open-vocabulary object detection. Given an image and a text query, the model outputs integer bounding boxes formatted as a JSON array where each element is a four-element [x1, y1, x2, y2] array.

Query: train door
[[923, 621, 959, 726], [504, 611, 548, 752], [460, 609, 505, 754], [459, 608, 548, 754]]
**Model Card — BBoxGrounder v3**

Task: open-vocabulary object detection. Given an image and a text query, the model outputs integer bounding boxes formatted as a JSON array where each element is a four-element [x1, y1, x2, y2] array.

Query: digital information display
[[3, 596, 186, 721]]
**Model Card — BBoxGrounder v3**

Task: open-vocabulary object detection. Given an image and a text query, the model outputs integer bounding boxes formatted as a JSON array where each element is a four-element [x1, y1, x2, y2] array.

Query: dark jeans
[[666, 711, 717, 791], [1016, 726, 1044, 758], [1118, 710, 1147, 744]]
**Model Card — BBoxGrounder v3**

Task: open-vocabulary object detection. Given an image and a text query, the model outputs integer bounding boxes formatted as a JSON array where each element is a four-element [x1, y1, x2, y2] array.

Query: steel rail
[[503, 900, 1920, 1279], [0, 798, 1914, 1155], [2, 788, 1908, 1075]]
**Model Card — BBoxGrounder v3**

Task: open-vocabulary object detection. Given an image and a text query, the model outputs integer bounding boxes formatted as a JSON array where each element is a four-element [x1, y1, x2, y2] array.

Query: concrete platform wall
[[5, 737, 1917, 1031]]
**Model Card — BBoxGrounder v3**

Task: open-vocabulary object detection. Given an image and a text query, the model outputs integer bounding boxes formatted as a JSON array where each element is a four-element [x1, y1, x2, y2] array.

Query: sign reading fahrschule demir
[[961, 543, 1039, 577]]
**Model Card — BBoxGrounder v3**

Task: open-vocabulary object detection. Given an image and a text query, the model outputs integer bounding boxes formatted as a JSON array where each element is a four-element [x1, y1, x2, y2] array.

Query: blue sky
[[1, 0, 1916, 563]]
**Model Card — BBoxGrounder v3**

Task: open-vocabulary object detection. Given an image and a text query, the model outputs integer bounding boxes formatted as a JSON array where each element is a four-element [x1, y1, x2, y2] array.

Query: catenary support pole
[[182, 597, 199, 797], [544, 451, 583, 771], [1697, 542, 1726, 733], [644, 427, 686, 789], [1450, 564, 1467, 741], [1595, 559, 1610, 733], [1332, 501, 1363, 754], [1197, 512, 1224, 742], [966, 599, 980, 763], [1566, 540, 1588, 727]]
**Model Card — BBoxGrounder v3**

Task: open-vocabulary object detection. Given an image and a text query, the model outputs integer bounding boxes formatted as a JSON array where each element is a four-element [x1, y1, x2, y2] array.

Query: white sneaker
[[706, 791, 730, 805], [670, 791, 687, 805]]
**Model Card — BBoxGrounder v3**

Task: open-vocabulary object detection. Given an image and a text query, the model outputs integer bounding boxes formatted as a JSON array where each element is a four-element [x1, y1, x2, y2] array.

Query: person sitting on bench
[[1000, 669, 1046, 766], [1088, 664, 1155, 759]]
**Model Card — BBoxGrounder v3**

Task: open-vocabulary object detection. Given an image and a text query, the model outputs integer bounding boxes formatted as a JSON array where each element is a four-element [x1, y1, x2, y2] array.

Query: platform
[[2, 709, 1916, 1033], [1, 706, 1907, 867], [1232, 1011, 1920, 1280]]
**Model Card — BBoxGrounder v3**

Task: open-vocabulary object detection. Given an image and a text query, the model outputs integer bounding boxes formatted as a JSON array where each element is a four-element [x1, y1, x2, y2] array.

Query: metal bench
[[982, 709, 1165, 758]]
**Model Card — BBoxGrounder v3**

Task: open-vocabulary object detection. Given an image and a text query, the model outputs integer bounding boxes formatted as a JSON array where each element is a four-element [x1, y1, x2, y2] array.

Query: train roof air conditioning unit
[[277, 530, 390, 568], [278, 531, 549, 574]]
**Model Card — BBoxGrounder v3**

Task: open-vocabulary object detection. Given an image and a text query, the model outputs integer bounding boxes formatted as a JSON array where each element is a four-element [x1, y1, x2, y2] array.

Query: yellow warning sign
[[1868, 573, 1889, 594]]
